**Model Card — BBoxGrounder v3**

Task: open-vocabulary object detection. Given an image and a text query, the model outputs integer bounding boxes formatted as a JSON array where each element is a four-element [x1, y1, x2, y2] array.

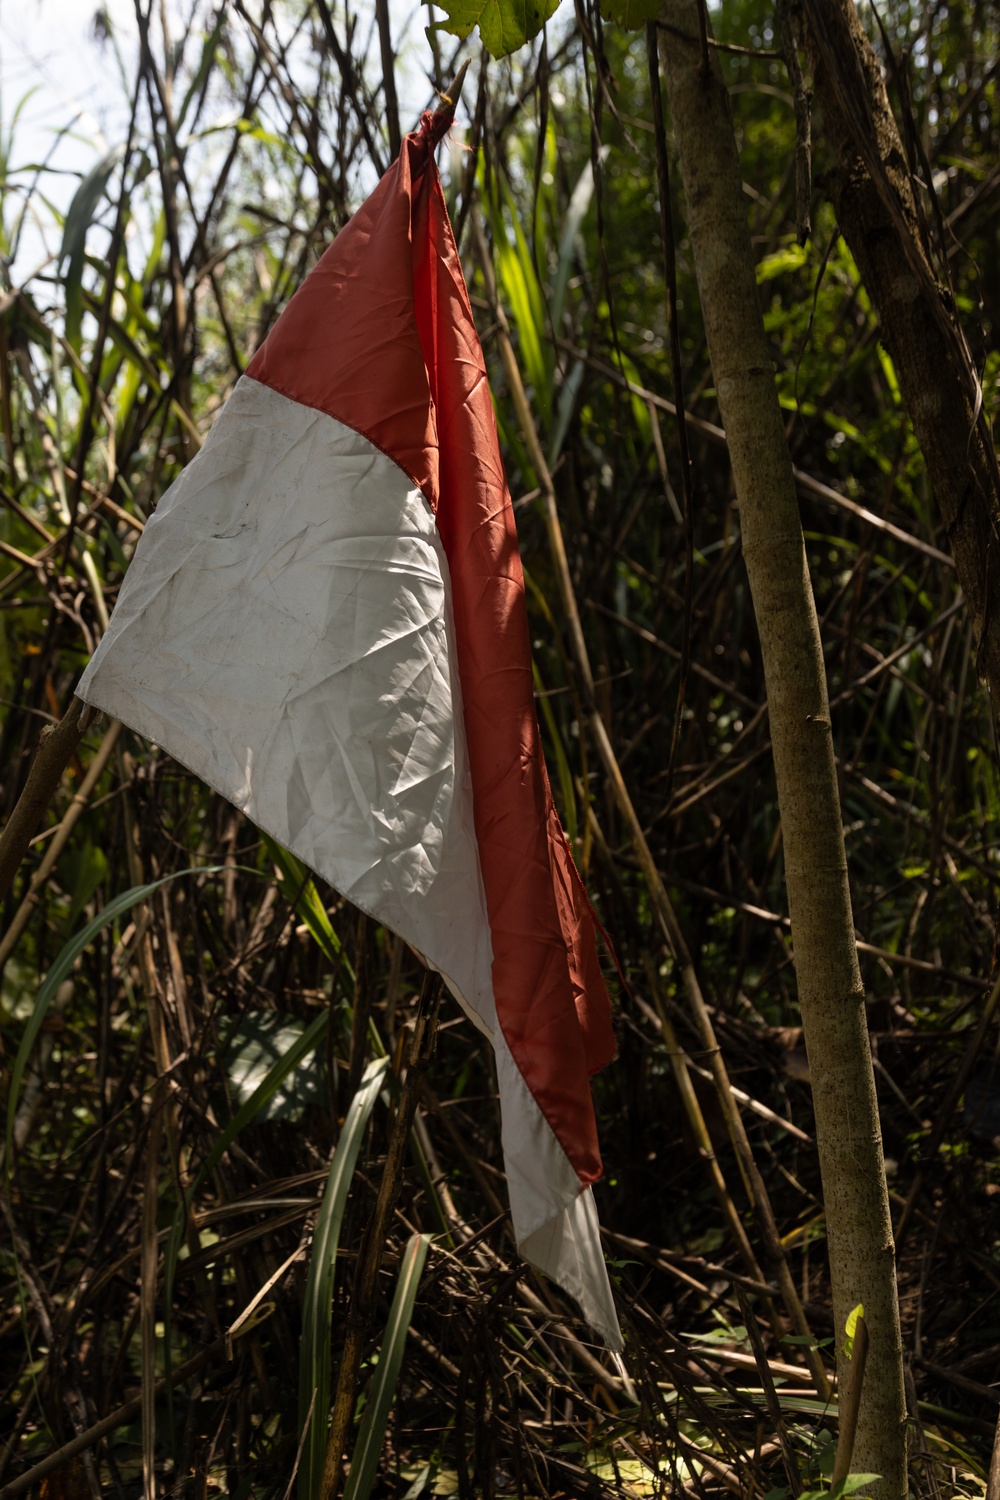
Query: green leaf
[[59, 144, 126, 358], [218, 1010, 326, 1122], [587, 1456, 675, 1493], [833, 1475, 882, 1497], [599, 0, 660, 28], [400, 1464, 432, 1500], [755, 243, 809, 284], [61, 838, 109, 928], [264, 834, 346, 970], [429, 0, 560, 58], [175, 16, 227, 133], [487, 171, 552, 428], [550, 153, 602, 339], [685, 1324, 748, 1346], [233, 118, 291, 151], [342, 1233, 432, 1500], [548, 358, 585, 469], [299, 1058, 390, 1500], [843, 1302, 864, 1359]]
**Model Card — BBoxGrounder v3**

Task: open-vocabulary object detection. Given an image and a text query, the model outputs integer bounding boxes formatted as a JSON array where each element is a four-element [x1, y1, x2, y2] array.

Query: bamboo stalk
[[635, 959, 781, 1315], [0, 720, 121, 968], [0, 1313, 276, 1500], [0, 697, 94, 907], [737, 1286, 802, 1495], [141, 1084, 166, 1500], [895, 965, 1000, 1248]]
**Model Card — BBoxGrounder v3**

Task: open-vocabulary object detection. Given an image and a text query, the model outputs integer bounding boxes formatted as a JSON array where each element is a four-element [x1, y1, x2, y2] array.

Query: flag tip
[[435, 58, 470, 119]]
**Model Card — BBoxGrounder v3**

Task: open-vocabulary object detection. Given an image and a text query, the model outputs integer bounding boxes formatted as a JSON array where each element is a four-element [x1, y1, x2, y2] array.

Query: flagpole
[[0, 696, 96, 907]]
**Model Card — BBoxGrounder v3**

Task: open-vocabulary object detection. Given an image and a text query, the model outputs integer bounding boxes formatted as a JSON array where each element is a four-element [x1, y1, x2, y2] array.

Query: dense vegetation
[[1, 1, 999, 1496]]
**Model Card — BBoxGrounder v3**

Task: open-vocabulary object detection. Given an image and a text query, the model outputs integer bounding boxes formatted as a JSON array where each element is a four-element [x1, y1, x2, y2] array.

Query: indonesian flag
[[77, 109, 620, 1347]]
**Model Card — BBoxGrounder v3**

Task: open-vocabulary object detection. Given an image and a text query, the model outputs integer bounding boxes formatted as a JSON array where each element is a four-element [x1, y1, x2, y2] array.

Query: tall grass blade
[[264, 833, 348, 971], [299, 1055, 389, 1500], [59, 144, 126, 365], [342, 1232, 432, 1500], [548, 356, 585, 469], [550, 151, 604, 339]]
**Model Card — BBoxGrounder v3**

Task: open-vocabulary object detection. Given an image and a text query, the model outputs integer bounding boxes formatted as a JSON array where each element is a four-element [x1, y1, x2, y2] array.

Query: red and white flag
[[77, 110, 620, 1347]]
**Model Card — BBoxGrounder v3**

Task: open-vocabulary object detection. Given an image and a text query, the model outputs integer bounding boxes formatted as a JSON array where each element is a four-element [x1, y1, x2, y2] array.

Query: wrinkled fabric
[[245, 120, 616, 1183], [78, 112, 621, 1348], [78, 382, 495, 1017]]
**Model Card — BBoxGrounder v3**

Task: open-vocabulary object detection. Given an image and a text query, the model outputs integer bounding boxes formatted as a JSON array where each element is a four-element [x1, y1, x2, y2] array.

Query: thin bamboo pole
[[0, 697, 93, 907], [0, 1314, 276, 1500], [0, 719, 121, 967]]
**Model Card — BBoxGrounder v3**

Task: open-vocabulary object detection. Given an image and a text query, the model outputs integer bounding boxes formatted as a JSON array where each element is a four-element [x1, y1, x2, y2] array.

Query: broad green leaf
[[79, 288, 166, 394], [218, 1010, 326, 1122], [342, 1233, 432, 1500], [599, 0, 660, 28], [548, 358, 585, 468], [61, 838, 109, 928], [114, 356, 144, 441], [429, 0, 560, 58], [619, 349, 653, 453], [400, 1464, 432, 1500], [756, 243, 809, 283], [587, 1456, 679, 1493], [685, 1324, 749, 1345], [833, 1476, 882, 1497], [877, 344, 902, 405], [236, 118, 293, 151], [489, 173, 552, 428]]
